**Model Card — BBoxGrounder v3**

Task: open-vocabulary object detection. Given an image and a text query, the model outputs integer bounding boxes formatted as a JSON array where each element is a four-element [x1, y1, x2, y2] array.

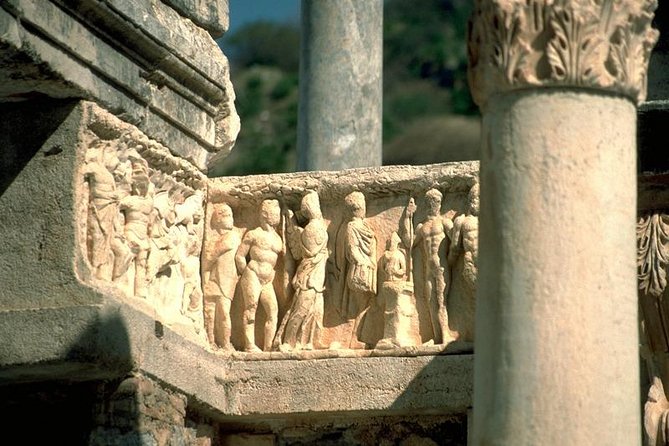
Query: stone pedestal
[[467, 1, 659, 444], [297, 0, 383, 171]]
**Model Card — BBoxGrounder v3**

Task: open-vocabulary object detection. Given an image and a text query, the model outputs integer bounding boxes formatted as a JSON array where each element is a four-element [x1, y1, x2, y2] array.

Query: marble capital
[[468, 0, 659, 106]]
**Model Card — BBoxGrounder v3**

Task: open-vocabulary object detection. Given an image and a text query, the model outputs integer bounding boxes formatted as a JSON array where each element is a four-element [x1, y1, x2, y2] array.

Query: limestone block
[[0, 0, 239, 171], [162, 0, 229, 37]]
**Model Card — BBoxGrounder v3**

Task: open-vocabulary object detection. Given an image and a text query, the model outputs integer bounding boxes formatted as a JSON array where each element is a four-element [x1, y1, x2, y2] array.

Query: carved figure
[[645, 376, 669, 446], [375, 232, 418, 349], [235, 199, 283, 352], [447, 183, 479, 342], [407, 188, 457, 344], [334, 191, 377, 349], [202, 204, 241, 350], [146, 190, 178, 282], [276, 192, 329, 352], [82, 143, 131, 280], [119, 156, 153, 298]]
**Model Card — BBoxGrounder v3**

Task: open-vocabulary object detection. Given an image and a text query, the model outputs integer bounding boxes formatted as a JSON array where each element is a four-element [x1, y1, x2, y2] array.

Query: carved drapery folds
[[468, 0, 659, 106]]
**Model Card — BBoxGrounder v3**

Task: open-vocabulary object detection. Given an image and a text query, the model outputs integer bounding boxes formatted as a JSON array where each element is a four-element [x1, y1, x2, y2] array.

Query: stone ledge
[[0, 300, 473, 421]]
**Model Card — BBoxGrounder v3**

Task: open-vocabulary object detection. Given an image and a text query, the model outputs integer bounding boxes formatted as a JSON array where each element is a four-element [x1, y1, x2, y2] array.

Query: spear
[[406, 197, 416, 283]]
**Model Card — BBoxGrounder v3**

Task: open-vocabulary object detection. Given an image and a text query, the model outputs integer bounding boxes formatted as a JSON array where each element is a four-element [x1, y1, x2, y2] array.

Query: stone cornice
[[468, 0, 659, 107]]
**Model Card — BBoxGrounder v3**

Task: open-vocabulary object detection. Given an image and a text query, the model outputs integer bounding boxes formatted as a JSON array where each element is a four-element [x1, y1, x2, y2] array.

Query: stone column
[[467, 1, 658, 445], [297, 0, 383, 171]]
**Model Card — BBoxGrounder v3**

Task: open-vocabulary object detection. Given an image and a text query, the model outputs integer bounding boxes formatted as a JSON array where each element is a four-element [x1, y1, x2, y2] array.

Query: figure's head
[[469, 183, 479, 216], [212, 203, 234, 231], [425, 188, 442, 215], [260, 199, 281, 227], [129, 154, 150, 196], [344, 191, 366, 218], [301, 191, 322, 219], [387, 231, 401, 250]]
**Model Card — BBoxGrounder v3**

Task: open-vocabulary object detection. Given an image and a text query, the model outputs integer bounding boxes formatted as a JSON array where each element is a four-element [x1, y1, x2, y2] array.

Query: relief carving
[[637, 212, 669, 445], [275, 191, 329, 352], [468, 0, 659, 106], [235, 199, 283, 352], [407, 188, 458, 345], [81, 138, 480, 357], [447, 183, 479, 342], [638, 213, 669, 297], [204, 165, 479, 356], [334, 191, 378, 349], [202, 204, 241, 350], [80, 119, 206, 340]]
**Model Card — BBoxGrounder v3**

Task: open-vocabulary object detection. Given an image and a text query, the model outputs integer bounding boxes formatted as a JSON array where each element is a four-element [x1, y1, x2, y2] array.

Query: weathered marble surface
[[0, 0, 239, 171], [0, 99, 475, 426]]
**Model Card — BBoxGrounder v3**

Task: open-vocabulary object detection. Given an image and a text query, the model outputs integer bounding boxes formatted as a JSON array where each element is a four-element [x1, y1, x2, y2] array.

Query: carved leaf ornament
[[468, 0, 659, 106], [638, 213, 669, 297]]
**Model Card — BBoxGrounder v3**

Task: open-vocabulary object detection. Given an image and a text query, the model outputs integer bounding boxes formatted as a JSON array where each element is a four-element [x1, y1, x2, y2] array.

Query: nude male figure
[[119, 158, 153, 298], [447, 183, 479, 341], [202, 204, 241, 350], [235, 199, 283, 352], [407, 188, 457, 344]]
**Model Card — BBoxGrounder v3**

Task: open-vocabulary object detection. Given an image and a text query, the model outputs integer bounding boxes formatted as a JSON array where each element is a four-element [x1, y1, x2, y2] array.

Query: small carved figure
[[119, 156, 153, 298], [276, 191, 329, 352], [202, 204, 241, 350], [375, 232, 418, 349], [334, 191, 377, 349], [447, 183, 479, 342], [407, 188, 457, 344], [235, 199, 283, 352]]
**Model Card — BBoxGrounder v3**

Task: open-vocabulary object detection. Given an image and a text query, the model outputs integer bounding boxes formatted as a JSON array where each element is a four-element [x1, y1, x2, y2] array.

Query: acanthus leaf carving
[[638, 213, 669, 297], [468, 0, 659, 107], [546, 4, 611, 86]]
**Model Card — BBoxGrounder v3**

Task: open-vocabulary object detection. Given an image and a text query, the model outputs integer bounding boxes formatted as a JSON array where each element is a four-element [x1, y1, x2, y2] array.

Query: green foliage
[[211, 1, 478, 176], [225, 21, 300, 73], [210, 67, 298, 177]]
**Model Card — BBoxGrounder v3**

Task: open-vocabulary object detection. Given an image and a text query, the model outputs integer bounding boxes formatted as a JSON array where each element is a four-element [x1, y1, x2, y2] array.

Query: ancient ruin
[[0, 0, 666, 444]]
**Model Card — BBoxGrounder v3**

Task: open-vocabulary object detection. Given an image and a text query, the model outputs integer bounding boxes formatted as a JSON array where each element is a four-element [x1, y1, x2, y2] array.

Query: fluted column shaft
[[468, 1, 659, 444]]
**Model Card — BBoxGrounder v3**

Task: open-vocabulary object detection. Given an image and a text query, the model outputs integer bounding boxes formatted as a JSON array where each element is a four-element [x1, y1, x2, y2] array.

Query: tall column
[[468, 1, 658, 445], [297, 0, 383, 171]]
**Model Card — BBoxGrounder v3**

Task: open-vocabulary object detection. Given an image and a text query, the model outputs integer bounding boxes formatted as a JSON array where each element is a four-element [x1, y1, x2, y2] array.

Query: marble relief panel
[[205, 163, 479, 356], [77, 110, 207, 340]]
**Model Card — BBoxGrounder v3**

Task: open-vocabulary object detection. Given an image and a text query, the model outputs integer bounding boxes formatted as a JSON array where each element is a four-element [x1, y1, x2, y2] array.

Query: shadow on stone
[[0, 98, 78, 195]]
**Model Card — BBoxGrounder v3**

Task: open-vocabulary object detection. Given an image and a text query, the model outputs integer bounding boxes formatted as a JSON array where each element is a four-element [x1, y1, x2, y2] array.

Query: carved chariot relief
[[205, 164, 479, 356], [78, 111, 207, 338]]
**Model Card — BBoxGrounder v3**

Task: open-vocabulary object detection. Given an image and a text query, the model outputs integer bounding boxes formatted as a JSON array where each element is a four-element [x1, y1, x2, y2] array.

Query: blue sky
[[227, 0, 300, 34]]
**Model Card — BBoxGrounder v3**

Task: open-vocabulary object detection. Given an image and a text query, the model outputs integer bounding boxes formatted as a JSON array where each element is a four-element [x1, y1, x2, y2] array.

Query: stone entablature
[[468, 0, 659, 107], [0, 0, 239, 171]]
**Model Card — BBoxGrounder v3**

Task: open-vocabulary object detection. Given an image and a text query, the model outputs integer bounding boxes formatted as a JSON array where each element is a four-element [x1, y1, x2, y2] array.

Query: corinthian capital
[[468, 0, 659, 107]]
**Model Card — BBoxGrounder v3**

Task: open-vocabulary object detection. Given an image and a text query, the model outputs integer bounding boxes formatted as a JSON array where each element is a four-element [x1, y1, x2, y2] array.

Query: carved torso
[[418, 215, 452, 271], [244, 227, 283, 285]]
